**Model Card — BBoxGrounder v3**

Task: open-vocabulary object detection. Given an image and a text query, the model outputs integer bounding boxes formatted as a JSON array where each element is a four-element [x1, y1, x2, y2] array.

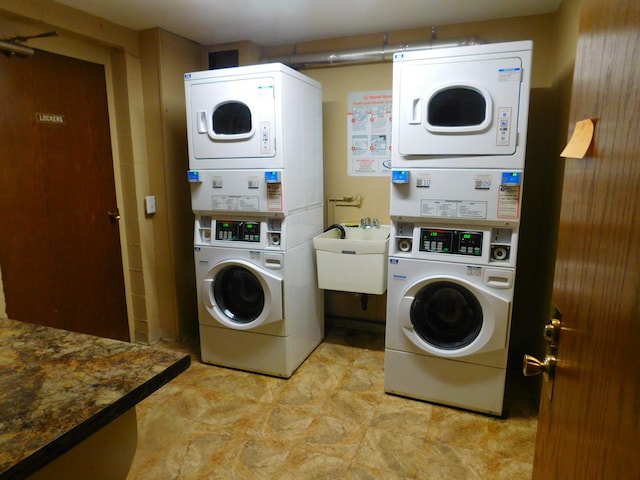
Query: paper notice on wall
[[561, 119, 595, 158], [347, 90, 392, 176]]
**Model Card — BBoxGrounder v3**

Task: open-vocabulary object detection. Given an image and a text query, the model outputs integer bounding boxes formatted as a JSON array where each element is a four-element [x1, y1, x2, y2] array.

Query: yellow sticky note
[[561, 119, 595, 158]]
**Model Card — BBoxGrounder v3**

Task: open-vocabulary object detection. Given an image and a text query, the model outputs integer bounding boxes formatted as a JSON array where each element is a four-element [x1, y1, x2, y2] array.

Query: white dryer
[[391, 40, 532, 170], [185, 63, 322, 171], [195, 241, 323, 378], [384, 224, 515, 415]]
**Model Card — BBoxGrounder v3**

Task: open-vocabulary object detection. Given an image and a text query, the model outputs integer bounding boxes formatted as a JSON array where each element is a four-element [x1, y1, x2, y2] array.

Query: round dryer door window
[[410, 281, 483, 350], [213, 265, 265, 324]]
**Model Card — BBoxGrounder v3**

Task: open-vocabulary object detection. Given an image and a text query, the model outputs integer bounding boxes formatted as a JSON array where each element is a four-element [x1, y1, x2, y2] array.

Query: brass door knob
[[107, 210, 121, 223], [523, 354, 556, 381]]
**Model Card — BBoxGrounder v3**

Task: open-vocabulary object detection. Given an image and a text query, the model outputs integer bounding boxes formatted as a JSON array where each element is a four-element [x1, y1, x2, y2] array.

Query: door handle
[[107, 209, 121, 223], [523, 313, 561, 401], [523, 354, 556, 381]]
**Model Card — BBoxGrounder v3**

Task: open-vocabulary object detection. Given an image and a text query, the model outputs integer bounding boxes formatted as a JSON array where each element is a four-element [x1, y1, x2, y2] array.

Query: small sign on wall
[[347, 90, 392, 176]]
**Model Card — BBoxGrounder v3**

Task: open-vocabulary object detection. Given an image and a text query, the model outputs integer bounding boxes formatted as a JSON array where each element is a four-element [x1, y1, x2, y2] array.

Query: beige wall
[[0, 0, 582, 342], [139, 28, 205, 342]]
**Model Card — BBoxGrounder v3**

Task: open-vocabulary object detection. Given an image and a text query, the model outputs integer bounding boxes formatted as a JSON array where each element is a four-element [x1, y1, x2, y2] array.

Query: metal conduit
[[261, 37, 481, 68]]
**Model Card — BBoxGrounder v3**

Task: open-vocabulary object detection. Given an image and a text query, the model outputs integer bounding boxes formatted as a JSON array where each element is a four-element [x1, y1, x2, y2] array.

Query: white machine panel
[[194, 207, 323, 251], [190, 168, 322, 216], [390, 221, 518, 267], [390, 169, 523, 224]]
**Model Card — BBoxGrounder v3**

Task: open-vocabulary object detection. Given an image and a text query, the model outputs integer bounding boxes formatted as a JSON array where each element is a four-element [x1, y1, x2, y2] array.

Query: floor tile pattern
[[127, 327, 539, 479]]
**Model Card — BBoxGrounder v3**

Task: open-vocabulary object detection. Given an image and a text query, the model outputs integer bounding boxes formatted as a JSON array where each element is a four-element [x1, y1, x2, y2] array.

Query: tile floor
[[126, 326, 539, 479]]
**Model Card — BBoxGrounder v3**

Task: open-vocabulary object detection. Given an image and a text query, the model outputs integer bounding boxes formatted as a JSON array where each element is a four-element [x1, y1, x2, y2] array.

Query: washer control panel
[[419, 228, 483, 256], [215, 220, 261, 242]]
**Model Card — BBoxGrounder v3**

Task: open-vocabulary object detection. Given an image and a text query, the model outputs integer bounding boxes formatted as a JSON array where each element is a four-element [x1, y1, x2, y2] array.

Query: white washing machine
[[195, 240, 323, 378], [384, 223, 515, 415]]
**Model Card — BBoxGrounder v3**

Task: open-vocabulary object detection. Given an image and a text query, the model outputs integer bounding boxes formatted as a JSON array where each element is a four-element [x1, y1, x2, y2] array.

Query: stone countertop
[[0, 318, 190, 479]]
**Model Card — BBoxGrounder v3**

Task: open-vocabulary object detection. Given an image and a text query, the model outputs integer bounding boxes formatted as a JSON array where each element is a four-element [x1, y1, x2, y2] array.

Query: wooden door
[[532, 0, 640, 477], [0, 49, 130, 341]]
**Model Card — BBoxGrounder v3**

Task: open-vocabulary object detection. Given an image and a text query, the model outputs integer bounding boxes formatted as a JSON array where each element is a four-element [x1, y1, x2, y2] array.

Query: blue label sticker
[[502, 171, 521, 186], [265, 171, 280, 183], [391, 170, 409, 184], [187, 170, 201, 182]]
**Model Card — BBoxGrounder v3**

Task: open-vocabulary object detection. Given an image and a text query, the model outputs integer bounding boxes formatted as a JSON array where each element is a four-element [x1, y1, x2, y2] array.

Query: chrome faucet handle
[[360, 217, 371, 228], [372, 218, 379, 227]]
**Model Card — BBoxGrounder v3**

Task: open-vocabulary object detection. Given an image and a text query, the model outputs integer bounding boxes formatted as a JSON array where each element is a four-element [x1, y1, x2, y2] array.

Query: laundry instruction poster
[[347, 90, 392, 176]]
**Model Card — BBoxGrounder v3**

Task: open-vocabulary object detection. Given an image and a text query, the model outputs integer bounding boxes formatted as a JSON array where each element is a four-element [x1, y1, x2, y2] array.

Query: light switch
[[145, 195, 156, 214]]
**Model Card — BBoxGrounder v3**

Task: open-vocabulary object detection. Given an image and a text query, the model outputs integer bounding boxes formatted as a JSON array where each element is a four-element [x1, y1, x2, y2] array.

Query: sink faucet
[[360, 217, 379, 228]]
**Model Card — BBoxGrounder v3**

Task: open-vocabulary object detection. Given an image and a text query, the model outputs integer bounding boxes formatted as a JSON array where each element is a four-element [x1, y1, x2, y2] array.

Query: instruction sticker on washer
[[497, 171, 522, 219], [212, 196, 260, 211], [497, 186, 521, 219], [421, 200, 457, 218], [457, 201, 488, 219], [267, 183, 283, 211], [421, 200, 487, 219]]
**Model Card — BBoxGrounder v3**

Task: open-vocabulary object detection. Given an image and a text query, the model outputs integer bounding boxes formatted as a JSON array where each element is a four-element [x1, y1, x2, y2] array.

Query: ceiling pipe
[[261, 37, 481, 69]]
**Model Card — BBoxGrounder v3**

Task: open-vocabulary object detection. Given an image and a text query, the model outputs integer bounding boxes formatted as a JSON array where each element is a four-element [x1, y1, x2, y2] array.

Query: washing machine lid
[[399, 274, 509, 357], [202, 258, 283, 330]]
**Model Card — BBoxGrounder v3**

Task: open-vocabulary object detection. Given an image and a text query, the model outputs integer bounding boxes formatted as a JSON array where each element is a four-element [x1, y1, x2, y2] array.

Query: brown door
[[0, 49, 129, 341], [532, 0, 640, 477]]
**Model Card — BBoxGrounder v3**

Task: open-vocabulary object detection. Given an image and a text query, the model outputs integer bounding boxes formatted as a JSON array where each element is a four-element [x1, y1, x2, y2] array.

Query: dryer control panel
[[419, 228, 483, 256], [215, 220, 261, 242]]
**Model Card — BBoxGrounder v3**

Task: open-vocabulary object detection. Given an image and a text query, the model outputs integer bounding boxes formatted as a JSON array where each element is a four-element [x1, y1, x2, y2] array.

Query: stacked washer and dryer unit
[[385, 41, 533, 415], [185, 63, 324, 378]]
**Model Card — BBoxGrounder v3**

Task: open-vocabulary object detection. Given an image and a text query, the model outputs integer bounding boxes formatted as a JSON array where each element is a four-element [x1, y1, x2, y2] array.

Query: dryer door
[[202, 258, 283, 330], [187, 76, 277, 164], [398, 274, 509, 357], [396, 57, 524, 157]]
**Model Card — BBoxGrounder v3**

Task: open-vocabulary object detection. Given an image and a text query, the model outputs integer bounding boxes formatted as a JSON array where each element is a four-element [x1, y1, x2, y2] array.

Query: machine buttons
[[419, 228, 483, 256], [215, 220, 261, 242], [260, 121, 271, 154], [496, 107, 512, 146]]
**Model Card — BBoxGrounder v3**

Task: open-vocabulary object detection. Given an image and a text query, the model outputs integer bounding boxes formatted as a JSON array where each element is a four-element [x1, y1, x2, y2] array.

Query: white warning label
[[497, 186, 521, 219]]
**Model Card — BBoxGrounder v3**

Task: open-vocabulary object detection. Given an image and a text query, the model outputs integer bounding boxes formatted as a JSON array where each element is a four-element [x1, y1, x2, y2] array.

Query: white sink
[[313, 225, 390, 294], [313, 225, 390, 254]]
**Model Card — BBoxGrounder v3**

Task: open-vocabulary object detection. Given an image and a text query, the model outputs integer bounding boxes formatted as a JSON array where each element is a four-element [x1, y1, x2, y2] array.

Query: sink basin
[[313, 225, 390, 294], [313, 224, 390, 254]]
